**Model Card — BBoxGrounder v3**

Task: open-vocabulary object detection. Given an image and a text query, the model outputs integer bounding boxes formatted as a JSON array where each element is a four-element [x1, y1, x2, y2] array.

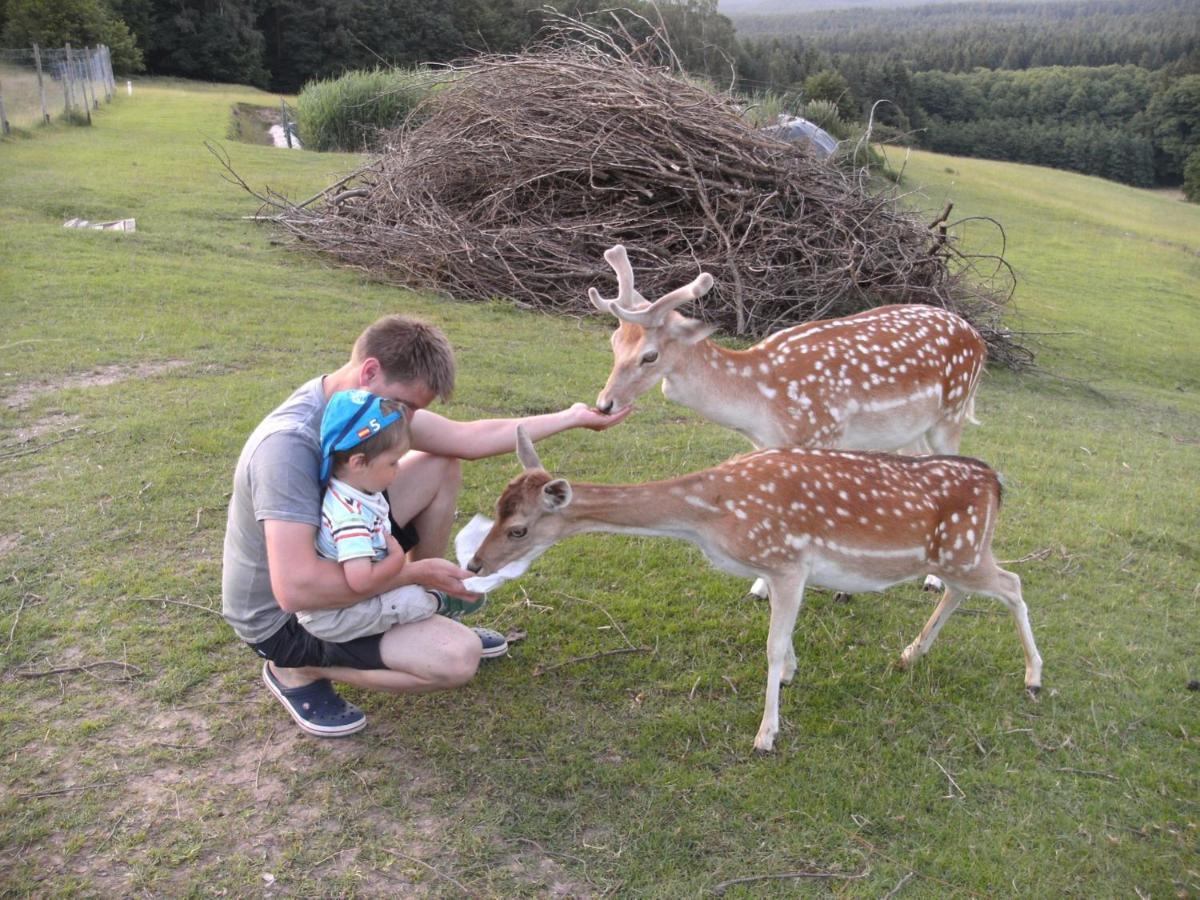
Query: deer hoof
[[833, 592, 852, 603], [1025, 684, 1041, 700]]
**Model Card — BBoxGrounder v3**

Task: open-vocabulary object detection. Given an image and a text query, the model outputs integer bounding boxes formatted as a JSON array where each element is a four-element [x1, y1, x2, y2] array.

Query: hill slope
[[0, 80, 1196, 897]]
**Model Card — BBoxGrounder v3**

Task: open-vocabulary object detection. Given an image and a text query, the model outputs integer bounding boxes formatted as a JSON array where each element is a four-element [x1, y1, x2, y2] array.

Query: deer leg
[[971, 566, 1044, 693], [900, 586, 965, 670], [754, 574, 806, 753]]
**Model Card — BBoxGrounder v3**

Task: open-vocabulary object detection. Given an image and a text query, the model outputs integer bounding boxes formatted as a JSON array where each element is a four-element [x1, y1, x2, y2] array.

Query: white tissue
[[454, 513, 540, 593]]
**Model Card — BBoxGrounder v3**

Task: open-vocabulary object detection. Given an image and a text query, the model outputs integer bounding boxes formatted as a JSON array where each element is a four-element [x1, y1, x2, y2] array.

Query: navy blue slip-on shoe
[[472, 626, 509, 659], [262, 662, 366, 737]]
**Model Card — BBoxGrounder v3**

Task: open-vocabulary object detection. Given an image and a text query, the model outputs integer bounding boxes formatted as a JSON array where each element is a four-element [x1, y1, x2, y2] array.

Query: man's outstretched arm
[[409, 402, 632, 461]]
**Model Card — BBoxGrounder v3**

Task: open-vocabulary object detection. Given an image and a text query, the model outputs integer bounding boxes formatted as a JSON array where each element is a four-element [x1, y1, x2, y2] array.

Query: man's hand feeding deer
[[468, 427, 1043, 752], [589, 244, 989, 598]]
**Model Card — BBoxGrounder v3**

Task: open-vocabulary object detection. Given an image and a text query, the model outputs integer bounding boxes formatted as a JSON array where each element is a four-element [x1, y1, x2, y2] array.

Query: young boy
[[298, 389, 503, 654]]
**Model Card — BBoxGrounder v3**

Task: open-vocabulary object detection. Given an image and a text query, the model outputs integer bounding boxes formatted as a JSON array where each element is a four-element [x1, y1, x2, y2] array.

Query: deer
[[467, 426, 1043, 752], [588, 244, 989, 599]]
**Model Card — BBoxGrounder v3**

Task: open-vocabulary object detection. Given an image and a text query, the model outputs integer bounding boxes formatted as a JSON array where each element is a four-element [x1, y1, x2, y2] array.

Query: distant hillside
[[718, 0, 1034, 12]]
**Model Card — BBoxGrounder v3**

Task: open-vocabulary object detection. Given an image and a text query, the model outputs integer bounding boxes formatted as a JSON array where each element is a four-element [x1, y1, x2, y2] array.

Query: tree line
[[3, 0, 1196, 192]]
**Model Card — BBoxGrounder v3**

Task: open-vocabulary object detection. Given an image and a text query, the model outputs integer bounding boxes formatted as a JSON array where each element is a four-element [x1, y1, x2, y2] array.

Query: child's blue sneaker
[[473, 627, 509, 659]]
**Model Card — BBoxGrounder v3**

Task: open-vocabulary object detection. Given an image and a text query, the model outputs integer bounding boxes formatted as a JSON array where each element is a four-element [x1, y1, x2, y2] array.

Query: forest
[[2, 0, 1197, 191]]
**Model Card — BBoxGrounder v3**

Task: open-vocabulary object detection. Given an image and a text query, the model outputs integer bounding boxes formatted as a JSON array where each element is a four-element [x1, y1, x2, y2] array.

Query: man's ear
[[541, 478, 573, 511], [358, 357, 382, 387], [668, 315, 716, 346]]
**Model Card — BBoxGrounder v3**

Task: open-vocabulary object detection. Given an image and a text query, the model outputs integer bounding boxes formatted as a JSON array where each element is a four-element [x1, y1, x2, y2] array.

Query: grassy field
[[1, 79, 1197, 897]]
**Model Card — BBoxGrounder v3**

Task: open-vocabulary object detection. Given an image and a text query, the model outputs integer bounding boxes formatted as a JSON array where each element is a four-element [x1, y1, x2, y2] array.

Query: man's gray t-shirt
[[222, 377, 327, 643]]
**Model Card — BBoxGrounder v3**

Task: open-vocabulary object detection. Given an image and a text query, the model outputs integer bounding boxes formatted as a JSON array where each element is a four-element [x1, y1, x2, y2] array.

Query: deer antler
[[588, 244, 714, 327]]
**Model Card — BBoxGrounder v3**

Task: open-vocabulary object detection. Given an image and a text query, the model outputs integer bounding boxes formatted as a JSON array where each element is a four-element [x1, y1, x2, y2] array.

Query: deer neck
[[662, 341, 775, 445], [557, 477, 713, 542]]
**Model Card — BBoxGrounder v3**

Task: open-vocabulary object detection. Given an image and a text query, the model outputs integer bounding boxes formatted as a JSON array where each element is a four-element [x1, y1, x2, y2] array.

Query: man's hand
[[570, 401, 633, 431], [402, 557, 482, 600]]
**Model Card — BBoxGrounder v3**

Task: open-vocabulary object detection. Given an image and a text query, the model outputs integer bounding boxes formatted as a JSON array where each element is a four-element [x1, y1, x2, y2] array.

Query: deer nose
[[597, 398, 614, 415], [467, 558, 482, 574]]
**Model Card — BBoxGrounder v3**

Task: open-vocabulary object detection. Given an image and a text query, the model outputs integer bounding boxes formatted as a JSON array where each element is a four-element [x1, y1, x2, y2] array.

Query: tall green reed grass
[[296, 67, 446, 152]]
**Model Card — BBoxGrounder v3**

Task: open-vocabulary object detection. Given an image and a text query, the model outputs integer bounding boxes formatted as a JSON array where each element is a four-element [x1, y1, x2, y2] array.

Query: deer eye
[[507, 526, 527, 539], [640, 351, 659, 365]]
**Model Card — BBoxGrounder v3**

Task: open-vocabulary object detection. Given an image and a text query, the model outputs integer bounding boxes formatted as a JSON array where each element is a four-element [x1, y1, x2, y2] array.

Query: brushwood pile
[[270, 37, 1023, 364]]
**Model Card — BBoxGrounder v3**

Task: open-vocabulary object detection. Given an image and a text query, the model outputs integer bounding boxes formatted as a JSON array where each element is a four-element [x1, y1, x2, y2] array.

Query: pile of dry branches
[[258, 21, 1026, 365]]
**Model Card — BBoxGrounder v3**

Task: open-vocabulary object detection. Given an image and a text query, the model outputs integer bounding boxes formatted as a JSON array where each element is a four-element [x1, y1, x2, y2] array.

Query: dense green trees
[[733, 0, 1197, 190], [2, 0, 142, 70]]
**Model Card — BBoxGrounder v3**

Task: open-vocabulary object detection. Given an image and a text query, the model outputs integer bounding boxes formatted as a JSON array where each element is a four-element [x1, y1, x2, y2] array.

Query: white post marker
[[126, 80, 132, 96]]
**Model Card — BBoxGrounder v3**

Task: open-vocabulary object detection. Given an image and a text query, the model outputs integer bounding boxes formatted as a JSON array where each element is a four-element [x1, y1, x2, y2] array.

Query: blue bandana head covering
[[319, 389, 405, 483]]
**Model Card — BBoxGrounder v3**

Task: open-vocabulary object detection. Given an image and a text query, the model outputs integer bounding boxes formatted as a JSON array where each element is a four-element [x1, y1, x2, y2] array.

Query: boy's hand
[[404, 557, 481, 600], [384, 532, 405, 560]]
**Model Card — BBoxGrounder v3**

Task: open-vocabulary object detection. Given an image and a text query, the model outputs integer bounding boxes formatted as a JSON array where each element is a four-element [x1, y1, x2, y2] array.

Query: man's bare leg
[[268, 615, 481, 693], [386, 451, 462, 561]]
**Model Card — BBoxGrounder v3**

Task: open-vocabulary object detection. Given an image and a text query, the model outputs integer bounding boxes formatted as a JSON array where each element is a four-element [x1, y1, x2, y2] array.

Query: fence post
[[64, 43, 76, 118], [33, 43, 50, 124], [69, 44, 91, 124], [0, 82, 10, 136], [82, 46, 98, 111], [280, 97, 292, 148], [105, 46, 116, 98], [102, 46, 113, 101]]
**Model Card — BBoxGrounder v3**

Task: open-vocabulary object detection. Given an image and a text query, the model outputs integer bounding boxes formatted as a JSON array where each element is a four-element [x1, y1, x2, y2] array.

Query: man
[[222, 314, 628, 736]]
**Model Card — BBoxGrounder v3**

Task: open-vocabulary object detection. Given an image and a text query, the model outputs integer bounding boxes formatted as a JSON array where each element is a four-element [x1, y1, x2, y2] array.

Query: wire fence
[[0, 44, 116, 133]]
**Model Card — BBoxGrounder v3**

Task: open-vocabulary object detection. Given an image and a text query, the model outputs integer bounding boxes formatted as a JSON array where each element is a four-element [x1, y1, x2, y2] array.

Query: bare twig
[[0, 426, 89, 461], [883, 871, 916, 899], [3, 592, 30, 653], [532, 646, 652, 677], [382, 848, 474, 896], [930, 756, 966, 799], [141, 595, 222, 616], [713, 864, 869, 895], [1055, 767, 1119, 782], [15, 660, 144, 680], [18, 781, 122, 799], [553, 590, 635, 649]]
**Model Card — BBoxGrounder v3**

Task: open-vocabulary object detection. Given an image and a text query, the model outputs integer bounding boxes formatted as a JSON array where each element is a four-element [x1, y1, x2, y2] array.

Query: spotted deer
[[590, 245, 986, 454], [468, 426, 1042, 752], [589, 244, 988, 597]]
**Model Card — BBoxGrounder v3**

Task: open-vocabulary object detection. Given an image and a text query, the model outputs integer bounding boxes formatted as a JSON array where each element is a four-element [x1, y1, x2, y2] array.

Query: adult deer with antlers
[[590, 245, 985, 455], [467, 427, 1043, 752]]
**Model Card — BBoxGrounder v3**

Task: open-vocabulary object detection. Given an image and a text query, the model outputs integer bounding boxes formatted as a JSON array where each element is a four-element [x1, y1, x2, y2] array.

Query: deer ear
[[515, 425, 544, 471], [668, 315, 717, 346], [541, 478, 573, 511]]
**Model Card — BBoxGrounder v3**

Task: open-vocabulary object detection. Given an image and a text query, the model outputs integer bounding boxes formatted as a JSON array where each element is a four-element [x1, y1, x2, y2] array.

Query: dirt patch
[[3, 360, 190, 410], [0, 534, 19, 557], [4, 411, 82, 442]]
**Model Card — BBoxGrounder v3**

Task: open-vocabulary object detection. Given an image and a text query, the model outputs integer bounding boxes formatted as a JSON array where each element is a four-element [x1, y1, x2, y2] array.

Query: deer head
[[590, 245, 716, 414], [467, 426, 574, 576]]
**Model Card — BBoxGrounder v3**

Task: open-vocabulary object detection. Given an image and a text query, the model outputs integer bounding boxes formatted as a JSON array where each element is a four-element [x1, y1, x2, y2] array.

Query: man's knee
[[441, 632, 482, 686]]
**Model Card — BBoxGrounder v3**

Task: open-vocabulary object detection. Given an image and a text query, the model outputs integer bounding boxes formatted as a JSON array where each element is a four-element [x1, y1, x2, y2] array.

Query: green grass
[[1, 78, 1197, 897]]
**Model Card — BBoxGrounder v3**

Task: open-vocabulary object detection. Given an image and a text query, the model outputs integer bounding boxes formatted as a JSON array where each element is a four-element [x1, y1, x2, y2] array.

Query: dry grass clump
[[262, 20, 1025, 365]]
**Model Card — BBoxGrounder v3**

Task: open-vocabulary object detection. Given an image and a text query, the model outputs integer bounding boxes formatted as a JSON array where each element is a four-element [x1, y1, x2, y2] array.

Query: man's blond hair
[[352, 315, 455, 399]]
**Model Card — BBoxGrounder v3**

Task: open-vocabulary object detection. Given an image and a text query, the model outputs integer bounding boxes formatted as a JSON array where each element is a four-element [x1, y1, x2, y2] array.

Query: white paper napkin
[[454, 513, 541, 593]]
